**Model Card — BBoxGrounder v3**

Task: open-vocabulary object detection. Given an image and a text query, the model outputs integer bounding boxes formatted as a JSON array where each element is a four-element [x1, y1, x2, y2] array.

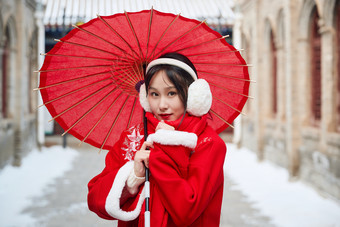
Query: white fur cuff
[[105, 161, 145, 221], [146, 129, 197, 149]]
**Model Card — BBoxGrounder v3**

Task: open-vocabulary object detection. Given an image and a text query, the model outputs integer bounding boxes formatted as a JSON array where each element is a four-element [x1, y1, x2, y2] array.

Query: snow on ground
[[1, 144, 340, 227], [224, 143, 340, 227], [0, 146, 78, 227]]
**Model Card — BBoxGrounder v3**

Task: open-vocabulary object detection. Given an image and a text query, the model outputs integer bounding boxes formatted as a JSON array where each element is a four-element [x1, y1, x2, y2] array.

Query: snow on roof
[[41, 0, 235, 27]]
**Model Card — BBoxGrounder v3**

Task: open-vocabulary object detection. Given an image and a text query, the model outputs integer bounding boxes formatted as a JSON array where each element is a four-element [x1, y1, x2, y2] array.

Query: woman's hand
[[156, 120, 175, 131], [134, 141, 153, 177]]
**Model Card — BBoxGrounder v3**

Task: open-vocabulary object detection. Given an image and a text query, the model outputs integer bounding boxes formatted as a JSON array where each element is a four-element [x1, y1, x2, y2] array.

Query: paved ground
[[23, 135, 275, 227]]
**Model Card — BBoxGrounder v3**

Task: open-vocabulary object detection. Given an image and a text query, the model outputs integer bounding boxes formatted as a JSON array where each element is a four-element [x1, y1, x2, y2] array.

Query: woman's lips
[[159, 114, 172, 120]]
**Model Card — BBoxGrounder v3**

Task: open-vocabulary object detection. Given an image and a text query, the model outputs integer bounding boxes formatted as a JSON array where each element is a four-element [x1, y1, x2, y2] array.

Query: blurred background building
[[0, 0, 339, 202], [0, 0, 39, 168], [234, 0, 340, 200]]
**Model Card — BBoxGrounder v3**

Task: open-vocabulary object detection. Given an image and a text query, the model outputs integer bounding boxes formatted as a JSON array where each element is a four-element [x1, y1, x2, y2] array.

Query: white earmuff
[[139, 83, 151, 112], [186, 79, 212, 116]]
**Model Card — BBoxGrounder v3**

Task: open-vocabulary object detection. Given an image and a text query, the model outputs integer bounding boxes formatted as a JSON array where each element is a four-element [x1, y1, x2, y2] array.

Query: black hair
[[144, 52, 197, 109]]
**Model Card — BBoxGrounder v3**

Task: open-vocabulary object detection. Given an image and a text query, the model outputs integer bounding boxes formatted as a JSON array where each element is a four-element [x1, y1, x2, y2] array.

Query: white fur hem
[[147, 129, 197, 149], [105, 161, 145, 221]]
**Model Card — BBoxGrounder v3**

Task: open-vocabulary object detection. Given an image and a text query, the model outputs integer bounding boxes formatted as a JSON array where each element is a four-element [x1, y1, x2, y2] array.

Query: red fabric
[[88, 113, 227, 226], [39, 9, 249, 151]]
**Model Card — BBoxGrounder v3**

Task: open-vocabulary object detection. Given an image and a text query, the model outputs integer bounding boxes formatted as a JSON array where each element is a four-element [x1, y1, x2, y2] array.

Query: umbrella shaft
[[145, 167, 150, 212], [145, 168, 150, 226], [145, 167, 149, 181], [145, 197, 150, 211]]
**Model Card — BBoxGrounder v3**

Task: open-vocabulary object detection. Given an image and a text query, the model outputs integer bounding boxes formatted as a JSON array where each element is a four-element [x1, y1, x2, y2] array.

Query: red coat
[[88, 113, 227, 226]]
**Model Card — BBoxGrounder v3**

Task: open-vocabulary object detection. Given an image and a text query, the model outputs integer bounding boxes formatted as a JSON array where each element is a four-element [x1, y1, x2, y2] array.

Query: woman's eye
[[168, 91, 177, 96], [150, 92, 158, 97]]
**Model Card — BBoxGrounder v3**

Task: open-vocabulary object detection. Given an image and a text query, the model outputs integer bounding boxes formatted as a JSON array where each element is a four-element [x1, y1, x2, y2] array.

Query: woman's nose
[[159, 97, 168, 110]]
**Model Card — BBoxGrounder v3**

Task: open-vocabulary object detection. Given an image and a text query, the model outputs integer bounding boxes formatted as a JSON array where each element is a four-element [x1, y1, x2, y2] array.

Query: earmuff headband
[[146, 58, 198, 81]]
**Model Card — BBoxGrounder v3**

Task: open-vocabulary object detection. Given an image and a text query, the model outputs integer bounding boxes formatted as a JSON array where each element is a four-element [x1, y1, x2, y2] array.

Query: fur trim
[[139, 83, 151, 112], [147, 129, 197, 149], [105, 161, 145, 221], [187, 79, 212, 116]]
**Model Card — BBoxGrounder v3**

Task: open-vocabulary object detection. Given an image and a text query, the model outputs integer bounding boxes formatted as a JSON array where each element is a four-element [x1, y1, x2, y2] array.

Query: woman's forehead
[[149, 70, 175, 88]]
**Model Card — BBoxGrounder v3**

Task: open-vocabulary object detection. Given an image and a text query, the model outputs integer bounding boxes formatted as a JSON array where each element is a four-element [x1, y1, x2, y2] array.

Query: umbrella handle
[[145, 167, 150, 227], [143, 111, 150, 227]]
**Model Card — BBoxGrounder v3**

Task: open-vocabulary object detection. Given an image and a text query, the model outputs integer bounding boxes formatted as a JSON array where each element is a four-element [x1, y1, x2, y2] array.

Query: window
[[29, 35, 37, 114], [1, 27, 9, 118], [310, 8, 322, 126], [270, 30, 278, 116], [336, 2, 340, 131]]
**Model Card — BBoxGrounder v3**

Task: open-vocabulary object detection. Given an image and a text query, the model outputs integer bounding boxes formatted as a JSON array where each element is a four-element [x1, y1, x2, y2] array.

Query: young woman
[[87, 53, 227, 226]]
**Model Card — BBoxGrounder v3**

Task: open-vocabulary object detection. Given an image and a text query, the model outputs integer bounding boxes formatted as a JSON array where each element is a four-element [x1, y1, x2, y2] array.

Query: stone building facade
[[234, 0, 340, 199], [0, 0, 39, 168]]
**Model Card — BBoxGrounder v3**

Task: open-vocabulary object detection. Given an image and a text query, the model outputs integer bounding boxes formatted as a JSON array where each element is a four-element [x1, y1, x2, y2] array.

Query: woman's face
[[147, 70, 185, 121]]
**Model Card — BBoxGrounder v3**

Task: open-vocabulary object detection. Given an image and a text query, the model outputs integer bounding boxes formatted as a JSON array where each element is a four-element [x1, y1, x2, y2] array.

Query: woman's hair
[[144, 52, 197, 109]]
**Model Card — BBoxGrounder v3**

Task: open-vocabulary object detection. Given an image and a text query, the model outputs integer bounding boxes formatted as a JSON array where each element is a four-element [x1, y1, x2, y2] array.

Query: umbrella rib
[[79, 92, 123, 146], [154, 20, 206, 59], [111, 82, 138, 96], [197, 70, 255, 83], [39, 77, 112, 108], [213, 95, 247, 116], [41, 53, 117, 62], [111, 65, 140, 87], [129, 62, 143, 84], [97, 15, 140, 59], [133, 58, 145, 83], [37, 64, 111, 73], [148, 13, 180, 61], [126, 96, 137, 129], [184, 49, 242, 57], [35, 70, 111, 91], [48, 83, 113, 122], [195, 62, 251, 67], [54, 39, 131, 60], [209, 82, 253, 99], [115, 62, 140, 83], [110, 65, 140, 88], [145, 7, 154, 62], [210, 109, 234, 129], [100, 95, 130, 152], [61, 87, 119, 136], [112, 62, 143, 84], [114, 77, 137, 90], [175, 35, 229, 53], [73, 25, 135, 60], [124, 11, 144, 61]]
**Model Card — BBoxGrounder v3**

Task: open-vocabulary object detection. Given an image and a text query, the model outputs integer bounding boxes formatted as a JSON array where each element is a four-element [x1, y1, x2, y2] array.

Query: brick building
[[234, 0, 340, 199], [0, 0, 40, 168]]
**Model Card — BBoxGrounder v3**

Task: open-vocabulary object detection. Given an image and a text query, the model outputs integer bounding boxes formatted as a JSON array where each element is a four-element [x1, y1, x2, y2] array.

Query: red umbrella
[[37, 9, 251, 151]]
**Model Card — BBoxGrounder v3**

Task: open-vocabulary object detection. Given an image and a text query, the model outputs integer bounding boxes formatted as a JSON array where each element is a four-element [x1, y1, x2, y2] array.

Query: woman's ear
[[187, 79, 212, 116], [139, 83, 152, 112]]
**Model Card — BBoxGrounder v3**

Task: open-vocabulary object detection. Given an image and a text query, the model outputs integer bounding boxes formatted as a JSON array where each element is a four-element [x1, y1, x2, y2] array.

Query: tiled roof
[[41, 0, 235, 26]]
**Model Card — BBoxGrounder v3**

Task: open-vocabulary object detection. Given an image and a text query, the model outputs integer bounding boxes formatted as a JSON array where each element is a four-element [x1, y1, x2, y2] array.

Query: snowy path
[[1, 142, 340, 226], [224, 144, 340, 227]]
